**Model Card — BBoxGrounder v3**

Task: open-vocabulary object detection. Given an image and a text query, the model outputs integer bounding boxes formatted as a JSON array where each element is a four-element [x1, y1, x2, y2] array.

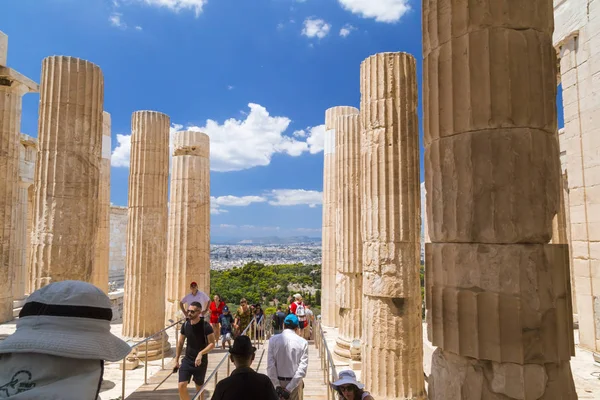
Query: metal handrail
[[192, 315, 263, 400], [121, 318, 185, 399], [314, 317, 338, 400]]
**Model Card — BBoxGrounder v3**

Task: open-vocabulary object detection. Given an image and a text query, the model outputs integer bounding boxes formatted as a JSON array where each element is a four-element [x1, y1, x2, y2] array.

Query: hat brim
[[0, 323, 131, 362], [331, 377, 365, 390], [229, 346, 256, 356]]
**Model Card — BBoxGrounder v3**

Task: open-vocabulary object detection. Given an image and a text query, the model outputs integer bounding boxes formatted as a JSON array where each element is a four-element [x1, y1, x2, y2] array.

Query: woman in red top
[[209, 294, 226, 345]]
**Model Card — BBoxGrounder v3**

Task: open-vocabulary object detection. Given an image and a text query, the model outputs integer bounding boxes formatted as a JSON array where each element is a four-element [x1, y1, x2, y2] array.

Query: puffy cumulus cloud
[[339, 24, 356, 37], [132, 0, 207, 17], [302, 18, 331, 39], [337, 0, 410, 23], [305, 125, 326, 154], [112, 104, 324, 171], [174, 103, 310, 171], [111, 134, 132, 167], [268, 189, 322, 208]]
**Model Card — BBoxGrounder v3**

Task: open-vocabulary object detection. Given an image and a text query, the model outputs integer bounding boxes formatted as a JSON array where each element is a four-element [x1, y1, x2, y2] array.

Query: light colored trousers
[[279, 380, 304, 400]]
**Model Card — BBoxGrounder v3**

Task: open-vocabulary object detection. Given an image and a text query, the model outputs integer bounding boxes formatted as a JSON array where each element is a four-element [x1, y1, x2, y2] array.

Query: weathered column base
[[428, 349, 577, 400], [134, 334, 171, 362]]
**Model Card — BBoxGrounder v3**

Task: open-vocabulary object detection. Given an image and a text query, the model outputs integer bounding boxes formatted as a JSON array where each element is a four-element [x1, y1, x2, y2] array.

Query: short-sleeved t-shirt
[[181, 319, 214, 361], [181, 291, 210, 314], [235, 307, 253, 332], [219, 314, 234, 335]]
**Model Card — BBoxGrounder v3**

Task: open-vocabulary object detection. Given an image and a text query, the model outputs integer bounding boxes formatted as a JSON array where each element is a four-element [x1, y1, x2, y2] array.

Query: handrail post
[[122, 356, 126, 399], [161, 331, 165, 370], [144, 339, 149, 384]]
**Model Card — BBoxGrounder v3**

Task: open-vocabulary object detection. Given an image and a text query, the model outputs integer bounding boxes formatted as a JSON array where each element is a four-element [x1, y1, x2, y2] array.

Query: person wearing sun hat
[[0, 280, 131, 399], [331, 370, 374, 400], [267, 314, 308, 400], [211, 335, 278, 400]]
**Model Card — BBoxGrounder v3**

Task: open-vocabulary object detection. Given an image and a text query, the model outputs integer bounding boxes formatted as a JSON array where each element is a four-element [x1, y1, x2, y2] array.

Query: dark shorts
[[179, 356, 208, 385], [299, 320, 306, 329]]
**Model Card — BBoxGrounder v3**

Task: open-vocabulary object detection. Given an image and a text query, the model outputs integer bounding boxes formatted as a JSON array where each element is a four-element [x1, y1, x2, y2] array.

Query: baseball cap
[[223, 306, 230, 312], [284, 314, 299, 328], [190, 281, 198, 287]]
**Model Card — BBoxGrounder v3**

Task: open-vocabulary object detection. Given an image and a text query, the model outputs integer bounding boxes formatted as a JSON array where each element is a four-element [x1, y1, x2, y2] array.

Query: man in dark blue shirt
[[211, 336, 278, 400]]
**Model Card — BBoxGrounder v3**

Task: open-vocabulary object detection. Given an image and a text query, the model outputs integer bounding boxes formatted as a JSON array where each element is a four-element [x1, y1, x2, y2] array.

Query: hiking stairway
[[127, 339, 329, 399]]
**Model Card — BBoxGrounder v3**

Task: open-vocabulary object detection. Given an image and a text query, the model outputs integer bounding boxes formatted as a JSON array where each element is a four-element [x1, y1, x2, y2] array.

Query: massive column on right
[[123, 111, 170, 359], [322, 106, 358, 328], [423, 0, 577, 398], [165, 130, 211, 322], [360, 52, 425, 399]]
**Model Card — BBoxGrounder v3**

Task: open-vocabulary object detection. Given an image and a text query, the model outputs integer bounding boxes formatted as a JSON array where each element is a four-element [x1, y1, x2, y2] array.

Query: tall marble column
[[92, 111, 111, 293], [0, 32, 39, 321], [423, 0, 577, 397], [30, 56, 103, 290], [165, 130, 210, 322], [322, 106, 358, 328], [12, 135, 36, 303], [333, 112, 363, 362], [123, 110, 170, 358], [360, 52, 425, 399]]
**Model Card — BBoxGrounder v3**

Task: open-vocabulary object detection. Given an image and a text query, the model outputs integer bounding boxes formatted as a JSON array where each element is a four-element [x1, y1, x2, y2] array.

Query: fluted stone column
[[360, 53, 426, 399], [30, 57, 103, 290], [333, 111, 362, 363], [12, 135, 36, 303], [123, 111, 170, 358], [322, 106, 358, 328], [423, 0, 577, 398], [165, 130, 210, 322], [0, 33, 38, 321], [92, 111, 111, 293]]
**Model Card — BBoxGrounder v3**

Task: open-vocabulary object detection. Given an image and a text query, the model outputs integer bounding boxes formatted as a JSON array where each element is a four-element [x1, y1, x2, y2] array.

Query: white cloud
[[296, 227, 321, 233], [337, 0, 410, 23], [339, 24, 355, 37], [132, 0, 207, 17], [268, 189, 322, 208], [212, 195, 267, 207], [109, 12, 126, 28], [111, 134, 132, 167], [111, 104, 325, 171], [219, 224, 237, 229], [135, 26, 143, 30], [302, 18, 331, 39], [305, 125, 326, 154], [227, 85, 234, 90]]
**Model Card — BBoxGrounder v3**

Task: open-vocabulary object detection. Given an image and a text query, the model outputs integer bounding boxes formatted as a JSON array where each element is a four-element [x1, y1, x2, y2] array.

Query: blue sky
[[1, 0, 563, 239]]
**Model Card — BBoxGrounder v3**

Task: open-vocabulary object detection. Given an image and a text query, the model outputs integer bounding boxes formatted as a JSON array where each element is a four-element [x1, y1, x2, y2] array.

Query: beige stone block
[[424, 29, 557, 144], [573, 258, 592, 278], [422, 0, 554, 55], [575, 293, 596, 350], [569, 204, 587, 225], [0, 31, 6, 67], [362, 241, 420, 298], [425, 243, 573, 364], [588, 220, 600, 241], [560, 69, 578, 89], [574, 273, 593, 296], [361, 296, 426, 399], [584, 165, 600, 187], [568, 187, 586, 207], [425, 129, 559, 243], [428, 349, 576, 400], [571, 239, 590, 259]]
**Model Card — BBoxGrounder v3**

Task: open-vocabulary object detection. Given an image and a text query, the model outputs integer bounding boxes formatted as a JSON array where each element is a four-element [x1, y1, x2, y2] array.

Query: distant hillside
[[211, 235, 321, 245]]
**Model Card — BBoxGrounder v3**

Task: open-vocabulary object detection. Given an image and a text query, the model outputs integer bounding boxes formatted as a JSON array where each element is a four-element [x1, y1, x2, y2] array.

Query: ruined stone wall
[[109, 206, 128, 290], [554, 0, 600, 354]]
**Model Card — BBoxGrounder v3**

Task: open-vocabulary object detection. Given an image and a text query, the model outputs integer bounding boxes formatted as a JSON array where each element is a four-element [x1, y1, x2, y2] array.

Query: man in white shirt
[[180, 281, 210, 318], [267, 314, 308, 400]]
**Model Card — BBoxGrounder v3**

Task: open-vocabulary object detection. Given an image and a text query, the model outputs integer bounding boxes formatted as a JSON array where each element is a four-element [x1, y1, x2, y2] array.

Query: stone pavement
[[2, 320, 599, 398]]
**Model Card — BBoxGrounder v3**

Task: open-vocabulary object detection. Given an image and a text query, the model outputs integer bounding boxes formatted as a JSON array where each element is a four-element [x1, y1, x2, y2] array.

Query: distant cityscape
[[210, 236, 322, 270], [208, 235, 426, 270]]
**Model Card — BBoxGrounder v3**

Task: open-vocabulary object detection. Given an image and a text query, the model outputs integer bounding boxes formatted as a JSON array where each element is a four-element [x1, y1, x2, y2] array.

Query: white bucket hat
[[293, 293, 302, 300], [331, 370, 365, 390], [0, 280, 131, 362]]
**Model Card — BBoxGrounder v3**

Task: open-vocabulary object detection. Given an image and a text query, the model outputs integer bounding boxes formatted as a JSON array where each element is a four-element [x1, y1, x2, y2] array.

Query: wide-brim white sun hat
[[331, 370, 365, 390], [0, 280, 132, 362]]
